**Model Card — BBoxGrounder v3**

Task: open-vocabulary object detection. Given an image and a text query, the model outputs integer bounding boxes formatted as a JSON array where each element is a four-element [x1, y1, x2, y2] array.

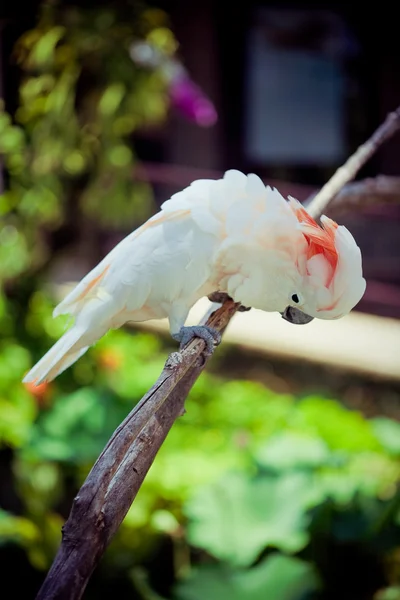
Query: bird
[[23, 169, 366, 385]]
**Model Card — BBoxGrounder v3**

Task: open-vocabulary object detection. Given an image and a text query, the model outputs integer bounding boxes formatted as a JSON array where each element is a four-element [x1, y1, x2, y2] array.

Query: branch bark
[[36, 106, 400, 600], [36, 301, 240, 600], [316, 175, 400, 218]]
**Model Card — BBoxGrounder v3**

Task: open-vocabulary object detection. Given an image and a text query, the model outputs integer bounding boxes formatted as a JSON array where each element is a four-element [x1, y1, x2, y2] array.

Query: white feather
[[23, 326, 87, 384]]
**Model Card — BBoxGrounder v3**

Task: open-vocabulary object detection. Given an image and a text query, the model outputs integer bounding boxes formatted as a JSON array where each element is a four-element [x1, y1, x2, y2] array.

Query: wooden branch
[[36, 300, 240, 600], [306, 107, 400, 218], [318, 175, 400, 218], [36, 106, 400, 600]]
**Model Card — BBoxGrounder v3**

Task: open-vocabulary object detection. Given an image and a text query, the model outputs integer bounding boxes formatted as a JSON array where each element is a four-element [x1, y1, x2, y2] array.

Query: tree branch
[[36, 300, 240, 600], [36, 106, 400, 600], [306, 107, 400, 218], [316, 175, 400, 218]]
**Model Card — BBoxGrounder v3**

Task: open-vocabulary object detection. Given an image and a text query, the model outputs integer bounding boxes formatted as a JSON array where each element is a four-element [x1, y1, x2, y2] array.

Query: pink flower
[[169, 74, 218, 127], [130, 41, 218, 127]]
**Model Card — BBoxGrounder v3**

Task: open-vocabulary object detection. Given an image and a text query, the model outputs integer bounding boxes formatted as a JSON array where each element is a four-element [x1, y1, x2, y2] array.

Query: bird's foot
[[172, 325, 222, 356], [208, 291, 231, 304], [238, 305, 251, 312], [208, 291, 251, 312]]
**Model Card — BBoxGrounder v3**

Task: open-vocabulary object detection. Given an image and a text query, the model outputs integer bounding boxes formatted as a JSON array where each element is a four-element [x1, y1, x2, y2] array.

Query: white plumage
[[23, 170, 366, 385]]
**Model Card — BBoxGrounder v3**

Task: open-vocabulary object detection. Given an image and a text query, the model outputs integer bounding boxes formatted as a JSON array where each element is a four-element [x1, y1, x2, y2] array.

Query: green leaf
[[0, 509, 40, 546], [296, 397, 381, 452], [371, 418, 400, 456], [175, 554, 320, 600], [29, 27, 66, 67], [26, 387, 126, 463], [256, 433, 331, 471], [0, 388, 37, 447], [99, 83, 126, 116], [375, 586, 400, 600], [186, 472, 314, 566]]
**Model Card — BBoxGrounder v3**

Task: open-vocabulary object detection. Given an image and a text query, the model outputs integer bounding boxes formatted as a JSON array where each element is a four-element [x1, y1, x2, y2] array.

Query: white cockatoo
[[23, 169, 366, 385]]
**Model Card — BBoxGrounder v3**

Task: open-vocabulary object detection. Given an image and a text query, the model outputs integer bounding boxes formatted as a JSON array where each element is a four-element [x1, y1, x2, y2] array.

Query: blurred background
[[1, 1, 400, 599]]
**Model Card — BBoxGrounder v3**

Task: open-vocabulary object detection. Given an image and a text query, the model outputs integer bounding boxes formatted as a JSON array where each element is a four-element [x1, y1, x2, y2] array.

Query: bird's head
[[282, 199, 366, 324]]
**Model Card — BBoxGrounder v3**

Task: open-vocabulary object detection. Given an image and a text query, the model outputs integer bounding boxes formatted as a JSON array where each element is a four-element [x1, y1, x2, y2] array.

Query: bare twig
[[36, 107, 400, 600], [306, 107, 400, 218], [318, 175, 400, 218]]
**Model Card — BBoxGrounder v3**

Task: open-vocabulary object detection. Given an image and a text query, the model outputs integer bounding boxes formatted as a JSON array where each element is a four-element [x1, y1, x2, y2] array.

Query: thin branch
[[36, 107, 400, 600], [318, 175, 400, 218], [306, 107, 400, 218]]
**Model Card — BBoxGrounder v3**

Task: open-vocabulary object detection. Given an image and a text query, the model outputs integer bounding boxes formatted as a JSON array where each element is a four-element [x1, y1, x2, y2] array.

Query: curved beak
[[281, 306, 314, 325]]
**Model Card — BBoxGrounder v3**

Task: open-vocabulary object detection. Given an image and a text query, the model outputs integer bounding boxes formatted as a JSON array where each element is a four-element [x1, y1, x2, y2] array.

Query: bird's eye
[[291, 293, 300, 304]]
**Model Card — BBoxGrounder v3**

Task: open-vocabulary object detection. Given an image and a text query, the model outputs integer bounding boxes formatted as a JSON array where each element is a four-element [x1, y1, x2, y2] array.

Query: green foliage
[[2, 303, 400, 597], [0, 508, 40, 547], [186, 472, 311, 566], [176, 554, 321, 600], [0, 2, 177, 288], [2, 295, 400, 596], [164, 395, 400, 599], [373, 418, 400, 457]]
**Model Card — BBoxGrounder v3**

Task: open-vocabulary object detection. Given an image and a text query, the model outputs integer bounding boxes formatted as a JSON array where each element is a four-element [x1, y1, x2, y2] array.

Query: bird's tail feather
[[23, 327, 88, 385]]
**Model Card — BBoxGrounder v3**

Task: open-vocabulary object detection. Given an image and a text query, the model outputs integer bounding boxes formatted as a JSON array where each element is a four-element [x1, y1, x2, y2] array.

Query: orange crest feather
[[290, 201, 339, 275]]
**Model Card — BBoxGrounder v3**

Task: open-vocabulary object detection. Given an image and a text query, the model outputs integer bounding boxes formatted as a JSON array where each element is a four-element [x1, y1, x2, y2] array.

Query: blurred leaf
[[175, 554, 320, 600], [296, 397, 381, 452], [150, 509, 180, 534], [130, 566, 169, 600], [29, 27, 66, 67], [0, 509, 40, 546], [186, 472, 316, 566], [375, 587, 400, 600], [99, 83, 125, 116], [372, 418, 400, 456], [25, 387, 125, 462], [0, 125, 25, 153], [0, 387, 37, 448], [147, 27, 178, 54], [14, 459, 63, 513], [0, 225, 31, 279], [256, 432, 330, 471]]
